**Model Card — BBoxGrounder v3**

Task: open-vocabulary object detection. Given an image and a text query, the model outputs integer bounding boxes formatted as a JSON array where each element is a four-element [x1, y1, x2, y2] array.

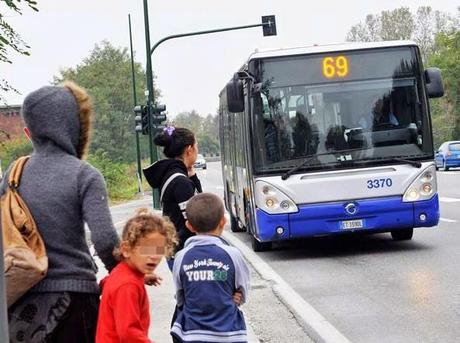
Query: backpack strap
[[160, 173, 187, 203], [8, 156, 30, 190]]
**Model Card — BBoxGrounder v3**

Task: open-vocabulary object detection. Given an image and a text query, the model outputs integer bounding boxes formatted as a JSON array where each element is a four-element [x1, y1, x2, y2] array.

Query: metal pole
[[128, 14, 143, 188], [142, 0, 160, 208], [0, 215, 10, 342], [150, 23, 266, 55], [141, 13, 274, 209]]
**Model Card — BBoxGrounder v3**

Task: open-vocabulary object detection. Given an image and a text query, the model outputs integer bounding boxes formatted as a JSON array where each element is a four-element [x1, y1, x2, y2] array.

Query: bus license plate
[[342, 219, 364, 230]]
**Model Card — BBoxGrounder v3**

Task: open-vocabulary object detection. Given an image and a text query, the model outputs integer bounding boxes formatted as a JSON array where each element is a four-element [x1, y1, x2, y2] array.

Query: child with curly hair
[[96, 209, 177, 343]]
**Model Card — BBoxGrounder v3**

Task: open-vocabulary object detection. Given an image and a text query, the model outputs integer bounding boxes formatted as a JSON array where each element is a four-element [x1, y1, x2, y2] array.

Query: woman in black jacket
[[143, 126, 202, 270]]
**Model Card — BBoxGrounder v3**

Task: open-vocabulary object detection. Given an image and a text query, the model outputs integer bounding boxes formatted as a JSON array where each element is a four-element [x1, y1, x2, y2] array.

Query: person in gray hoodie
[[0, 82, 119, 343]]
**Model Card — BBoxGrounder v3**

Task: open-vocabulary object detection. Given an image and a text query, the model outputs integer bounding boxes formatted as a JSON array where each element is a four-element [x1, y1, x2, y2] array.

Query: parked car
[[435, 141, 460, 171], [194, 154, 207, 169]]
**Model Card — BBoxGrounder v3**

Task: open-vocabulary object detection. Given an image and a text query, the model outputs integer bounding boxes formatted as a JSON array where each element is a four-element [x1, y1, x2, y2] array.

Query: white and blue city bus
[[219, 41, 444, 251]]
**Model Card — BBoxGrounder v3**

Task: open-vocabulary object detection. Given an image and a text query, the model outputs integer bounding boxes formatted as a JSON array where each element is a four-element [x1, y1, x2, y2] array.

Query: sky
[[1, 0, 459, 117]]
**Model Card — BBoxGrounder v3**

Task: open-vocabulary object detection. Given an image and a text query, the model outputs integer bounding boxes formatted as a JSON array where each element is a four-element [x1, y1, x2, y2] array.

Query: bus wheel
[[252, 236, 272, 252], [391, 228, 413, 241]]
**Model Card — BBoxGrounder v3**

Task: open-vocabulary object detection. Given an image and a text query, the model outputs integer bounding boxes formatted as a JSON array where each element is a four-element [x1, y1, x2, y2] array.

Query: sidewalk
[[99, 196, 316, 342]]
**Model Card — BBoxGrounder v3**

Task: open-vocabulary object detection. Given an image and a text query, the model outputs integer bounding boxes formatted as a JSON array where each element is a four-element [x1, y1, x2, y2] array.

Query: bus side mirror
[[425, 68, 444, 98], [226, 76, 244, 113]]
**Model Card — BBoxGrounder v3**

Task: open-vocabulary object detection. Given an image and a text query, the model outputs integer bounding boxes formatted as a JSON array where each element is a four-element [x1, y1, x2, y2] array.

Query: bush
[[1, 140, 141, 203], [0, 137, 33, 174], [87, 149, 140, 203]]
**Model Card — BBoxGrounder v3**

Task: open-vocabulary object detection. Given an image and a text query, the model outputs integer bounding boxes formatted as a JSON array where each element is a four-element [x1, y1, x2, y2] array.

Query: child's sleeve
[[172, 251, 186, 307], [231, 249, 250, 305], [112, 284, 152, 343]]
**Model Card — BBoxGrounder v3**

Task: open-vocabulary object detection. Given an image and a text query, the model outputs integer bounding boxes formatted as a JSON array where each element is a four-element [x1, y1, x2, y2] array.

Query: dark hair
[[113, 208, 178, 260], [186, 193, 225, 233], [153, 127, 195, 158]]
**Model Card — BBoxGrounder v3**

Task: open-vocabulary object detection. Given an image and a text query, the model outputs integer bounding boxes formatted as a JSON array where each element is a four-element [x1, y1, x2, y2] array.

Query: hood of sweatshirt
[[21, 85, 88, 157], [143, 159, 188, 189]]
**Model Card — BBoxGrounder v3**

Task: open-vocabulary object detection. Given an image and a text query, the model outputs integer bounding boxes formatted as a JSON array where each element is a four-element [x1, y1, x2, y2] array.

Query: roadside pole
[[128, 14, 143, 192], [142, 0, 160, 209], [140, 0, 276, 209]]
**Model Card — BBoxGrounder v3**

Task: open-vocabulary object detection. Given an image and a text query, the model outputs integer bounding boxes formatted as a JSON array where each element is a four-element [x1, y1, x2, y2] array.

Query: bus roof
[[247, 40, 417, 61]]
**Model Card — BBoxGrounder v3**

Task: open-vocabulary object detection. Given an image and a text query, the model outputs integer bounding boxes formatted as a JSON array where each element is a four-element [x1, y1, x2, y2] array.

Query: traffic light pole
[[128, 14, 143, 189], [150, 18, 275, 55], [143, 0, 160, 208], [141, 1, 275, 209]]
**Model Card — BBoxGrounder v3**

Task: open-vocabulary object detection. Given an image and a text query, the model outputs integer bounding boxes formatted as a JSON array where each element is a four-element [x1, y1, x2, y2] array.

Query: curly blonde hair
[[113, 208, 178, 260]]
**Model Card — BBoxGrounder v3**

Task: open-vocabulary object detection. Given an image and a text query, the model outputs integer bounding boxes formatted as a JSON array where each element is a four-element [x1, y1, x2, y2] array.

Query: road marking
[[440, 218, 458, 223], [439, 197, 460, 203], [223, 230, 351, 343], [110, 197, 152, 209], [439, 171, 460, 174], [114, 220, 125, 228]]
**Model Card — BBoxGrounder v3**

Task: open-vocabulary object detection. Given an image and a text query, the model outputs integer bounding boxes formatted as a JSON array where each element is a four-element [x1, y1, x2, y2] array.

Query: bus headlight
[[266, 198, 276, 208], [421, 183, 432, 195], [403, 165, 437, 202], [255, 181, 299, 214]]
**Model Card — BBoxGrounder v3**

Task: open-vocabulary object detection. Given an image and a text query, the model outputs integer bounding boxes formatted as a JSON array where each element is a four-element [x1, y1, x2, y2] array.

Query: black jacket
[[143, 159, 202, 251]]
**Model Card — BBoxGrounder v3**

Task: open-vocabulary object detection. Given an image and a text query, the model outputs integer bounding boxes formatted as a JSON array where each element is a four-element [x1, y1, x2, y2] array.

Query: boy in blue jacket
[[171, 193, 250, 343]]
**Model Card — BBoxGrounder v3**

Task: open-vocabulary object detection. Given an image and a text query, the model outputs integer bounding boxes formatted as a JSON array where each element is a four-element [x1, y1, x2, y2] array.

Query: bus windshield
[[250, 47, 432, 173]]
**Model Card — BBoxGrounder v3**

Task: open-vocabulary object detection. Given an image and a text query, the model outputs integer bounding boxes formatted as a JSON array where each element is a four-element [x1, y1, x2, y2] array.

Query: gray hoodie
[[0, 85, 119, 294]]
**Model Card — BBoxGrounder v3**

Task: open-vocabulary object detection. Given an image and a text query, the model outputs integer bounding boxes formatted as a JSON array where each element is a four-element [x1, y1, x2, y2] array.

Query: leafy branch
[[0, 0, 38, 63]]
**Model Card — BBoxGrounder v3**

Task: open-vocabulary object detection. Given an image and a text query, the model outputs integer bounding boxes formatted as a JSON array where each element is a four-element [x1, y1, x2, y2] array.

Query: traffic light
[[262, 15, 277, 36], [151, 104, 167, 130], [134, 105, 149, 135]]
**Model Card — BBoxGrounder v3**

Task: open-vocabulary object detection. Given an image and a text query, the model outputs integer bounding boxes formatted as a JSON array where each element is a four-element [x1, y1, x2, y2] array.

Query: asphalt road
[[199, 162, 460, 343]]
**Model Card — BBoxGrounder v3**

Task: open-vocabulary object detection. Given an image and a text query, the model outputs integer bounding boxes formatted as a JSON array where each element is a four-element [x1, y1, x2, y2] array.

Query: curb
[[223, 230, 352, 343]]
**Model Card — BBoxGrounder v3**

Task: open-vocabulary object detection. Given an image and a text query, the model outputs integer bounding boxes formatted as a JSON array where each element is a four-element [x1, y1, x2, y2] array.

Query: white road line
[[439, 171, 460, 174], [223, 230, 351, 343], [439, 197, 460, 203], [114, 220, 125, 228], [110, 197, 152, 209], [440, 218, 458, 223]]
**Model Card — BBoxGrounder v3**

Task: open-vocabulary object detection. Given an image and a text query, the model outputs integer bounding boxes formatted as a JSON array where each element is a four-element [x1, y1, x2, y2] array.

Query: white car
[[194, 154, 207, 169]]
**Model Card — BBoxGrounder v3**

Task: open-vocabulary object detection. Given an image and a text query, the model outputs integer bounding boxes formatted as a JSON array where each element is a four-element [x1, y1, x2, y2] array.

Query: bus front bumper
[[255, 194, 439, 242]]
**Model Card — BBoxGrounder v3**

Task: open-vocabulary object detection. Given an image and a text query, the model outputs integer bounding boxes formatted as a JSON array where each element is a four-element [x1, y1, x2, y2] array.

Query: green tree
[[55, 41, 158, 162], [173, 110, 202, 134], [0, 0, 39, 104], [346, 14, 380, 42], [380, 7, 414, 41], [429, 31, 460, 145], [346, 6, 459, 62], [170, 110, 220, 156], [0, 136, 33, 173]]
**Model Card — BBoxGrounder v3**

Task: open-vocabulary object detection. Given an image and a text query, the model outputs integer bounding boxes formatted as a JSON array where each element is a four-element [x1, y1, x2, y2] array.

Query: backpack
[[160, 172, 187, 204], [1, 156, 48, 307]]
